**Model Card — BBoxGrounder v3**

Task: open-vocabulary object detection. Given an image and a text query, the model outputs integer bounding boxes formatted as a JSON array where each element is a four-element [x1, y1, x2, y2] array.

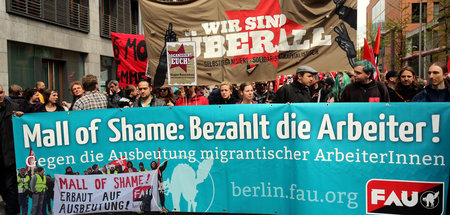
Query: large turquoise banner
[[13, 103, 450, 214]]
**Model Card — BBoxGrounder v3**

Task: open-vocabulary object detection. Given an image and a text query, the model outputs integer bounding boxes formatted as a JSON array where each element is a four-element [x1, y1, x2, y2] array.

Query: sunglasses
[[0, 91, 3, 94]]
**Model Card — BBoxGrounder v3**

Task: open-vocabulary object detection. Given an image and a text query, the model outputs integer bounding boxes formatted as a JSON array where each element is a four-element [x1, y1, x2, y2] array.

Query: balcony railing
[[101, 14, 138, 38]]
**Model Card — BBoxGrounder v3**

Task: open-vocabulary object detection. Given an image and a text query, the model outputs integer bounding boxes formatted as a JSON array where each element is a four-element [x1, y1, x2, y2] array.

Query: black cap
[[385, 71, 398, 80]]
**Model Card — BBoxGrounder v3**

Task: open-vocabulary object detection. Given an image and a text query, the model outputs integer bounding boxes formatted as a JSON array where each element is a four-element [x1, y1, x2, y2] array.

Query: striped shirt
[[72, 91, 108, 110]]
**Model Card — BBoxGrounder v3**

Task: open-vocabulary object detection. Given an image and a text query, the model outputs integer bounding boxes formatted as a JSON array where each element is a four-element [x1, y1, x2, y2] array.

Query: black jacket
[[0, 99, 20, 167], [273, 81, 312, 103], [341, 81, 390, 102], [389, 85, 421, 102], [133, 96, 166, 107], [208, 88, 240, 105], [36, 103, 65, 112], [9, 96, 27, 112], [412, 85, 450, 102]]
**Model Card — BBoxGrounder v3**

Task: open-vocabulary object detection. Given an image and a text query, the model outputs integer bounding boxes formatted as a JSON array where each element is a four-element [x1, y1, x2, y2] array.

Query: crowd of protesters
[[1, 59, 450, 214], [2, 60, 449, 115]]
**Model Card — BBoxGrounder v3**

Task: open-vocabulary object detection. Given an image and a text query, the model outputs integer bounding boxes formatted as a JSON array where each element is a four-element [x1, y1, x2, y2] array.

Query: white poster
[[53, 171, 160, 214]]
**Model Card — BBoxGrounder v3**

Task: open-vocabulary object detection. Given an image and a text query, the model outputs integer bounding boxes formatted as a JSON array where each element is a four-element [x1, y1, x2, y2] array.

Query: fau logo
[[132, 185, 152, 201], [366, 179, 444, 215]]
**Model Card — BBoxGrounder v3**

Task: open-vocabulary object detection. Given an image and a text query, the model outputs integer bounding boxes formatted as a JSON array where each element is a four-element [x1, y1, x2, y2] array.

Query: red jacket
[[175, 95, 209, 106]]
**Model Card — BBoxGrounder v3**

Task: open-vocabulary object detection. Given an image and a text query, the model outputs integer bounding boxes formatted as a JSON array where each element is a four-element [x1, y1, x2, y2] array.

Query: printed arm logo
[[154, 23, 177, 87]]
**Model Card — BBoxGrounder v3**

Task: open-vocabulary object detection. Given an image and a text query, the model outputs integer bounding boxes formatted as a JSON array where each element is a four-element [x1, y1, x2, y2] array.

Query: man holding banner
[[413, 62, 450, 102], [133, 79, 166, 107], [273, 66, 317, 103], [341, 60, 389, 102], [0, 84, 21, 215], [72, 75, 108, 110]]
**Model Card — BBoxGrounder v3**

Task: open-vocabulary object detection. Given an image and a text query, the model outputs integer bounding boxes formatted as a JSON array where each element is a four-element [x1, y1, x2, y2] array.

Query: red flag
[[157, 147, 161, 167], [157, 147, 161, 174], [373, 23, 382, 55], [318, 73, 324, 80], [363, 38, 380, 81], [447, 57, 450, 74], [26, 147, 37, 171], [363, 38, 373, 62], [274, 76, 280, 92], [109, 156, 127, 170]]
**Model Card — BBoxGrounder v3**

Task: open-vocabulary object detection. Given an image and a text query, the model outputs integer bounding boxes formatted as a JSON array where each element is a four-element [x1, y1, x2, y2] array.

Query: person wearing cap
[[273, 65, 317, 103], [385, 70, 398, 90], [341, 60, 390, 102]]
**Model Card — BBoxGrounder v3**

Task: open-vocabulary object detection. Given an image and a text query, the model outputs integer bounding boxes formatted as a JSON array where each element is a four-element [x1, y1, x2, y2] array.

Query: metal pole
[[418, 0, 423, 78]]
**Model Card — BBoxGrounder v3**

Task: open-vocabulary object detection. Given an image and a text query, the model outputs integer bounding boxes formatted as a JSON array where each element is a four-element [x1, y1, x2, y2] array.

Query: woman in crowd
[[123, 161, 137, 173], [157, 87, 176, 106], [330, 72, 351, 102], [175, 86, 209, 106], [36, 89, 65, 112], [23, 88, 42, 113], [237, 82, 257, 104], [62, 81, 84, 110]]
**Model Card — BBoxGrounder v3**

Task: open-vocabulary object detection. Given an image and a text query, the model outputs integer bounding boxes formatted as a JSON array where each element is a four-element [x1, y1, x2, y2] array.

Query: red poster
[[111, 32, 148, 88]]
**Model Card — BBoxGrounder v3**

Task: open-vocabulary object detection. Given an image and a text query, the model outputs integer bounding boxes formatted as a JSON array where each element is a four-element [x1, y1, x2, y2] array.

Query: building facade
[[367, 0, 449, 78], [0, 0, 140, 102]]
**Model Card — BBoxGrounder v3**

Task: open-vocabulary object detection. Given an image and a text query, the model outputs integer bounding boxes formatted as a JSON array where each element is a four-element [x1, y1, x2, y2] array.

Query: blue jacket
[[412, 85, 450, 102]]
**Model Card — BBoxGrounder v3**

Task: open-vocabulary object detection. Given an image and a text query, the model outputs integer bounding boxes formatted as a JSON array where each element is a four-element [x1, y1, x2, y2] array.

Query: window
[[411, 3, 427, 23], [432, 30, 439, 49], [411, 34, 424, 51], [433, 2, 439, 19], [6, 0, 89, 32], [100, 56, 116, 91], [100, 0, 139, 38], [7, 41, 86, 102]]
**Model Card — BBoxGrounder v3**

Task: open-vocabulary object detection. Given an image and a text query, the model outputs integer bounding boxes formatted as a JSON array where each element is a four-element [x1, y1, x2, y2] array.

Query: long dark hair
[[395, 66, 419, 90], [42, 89, 58, 104]]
